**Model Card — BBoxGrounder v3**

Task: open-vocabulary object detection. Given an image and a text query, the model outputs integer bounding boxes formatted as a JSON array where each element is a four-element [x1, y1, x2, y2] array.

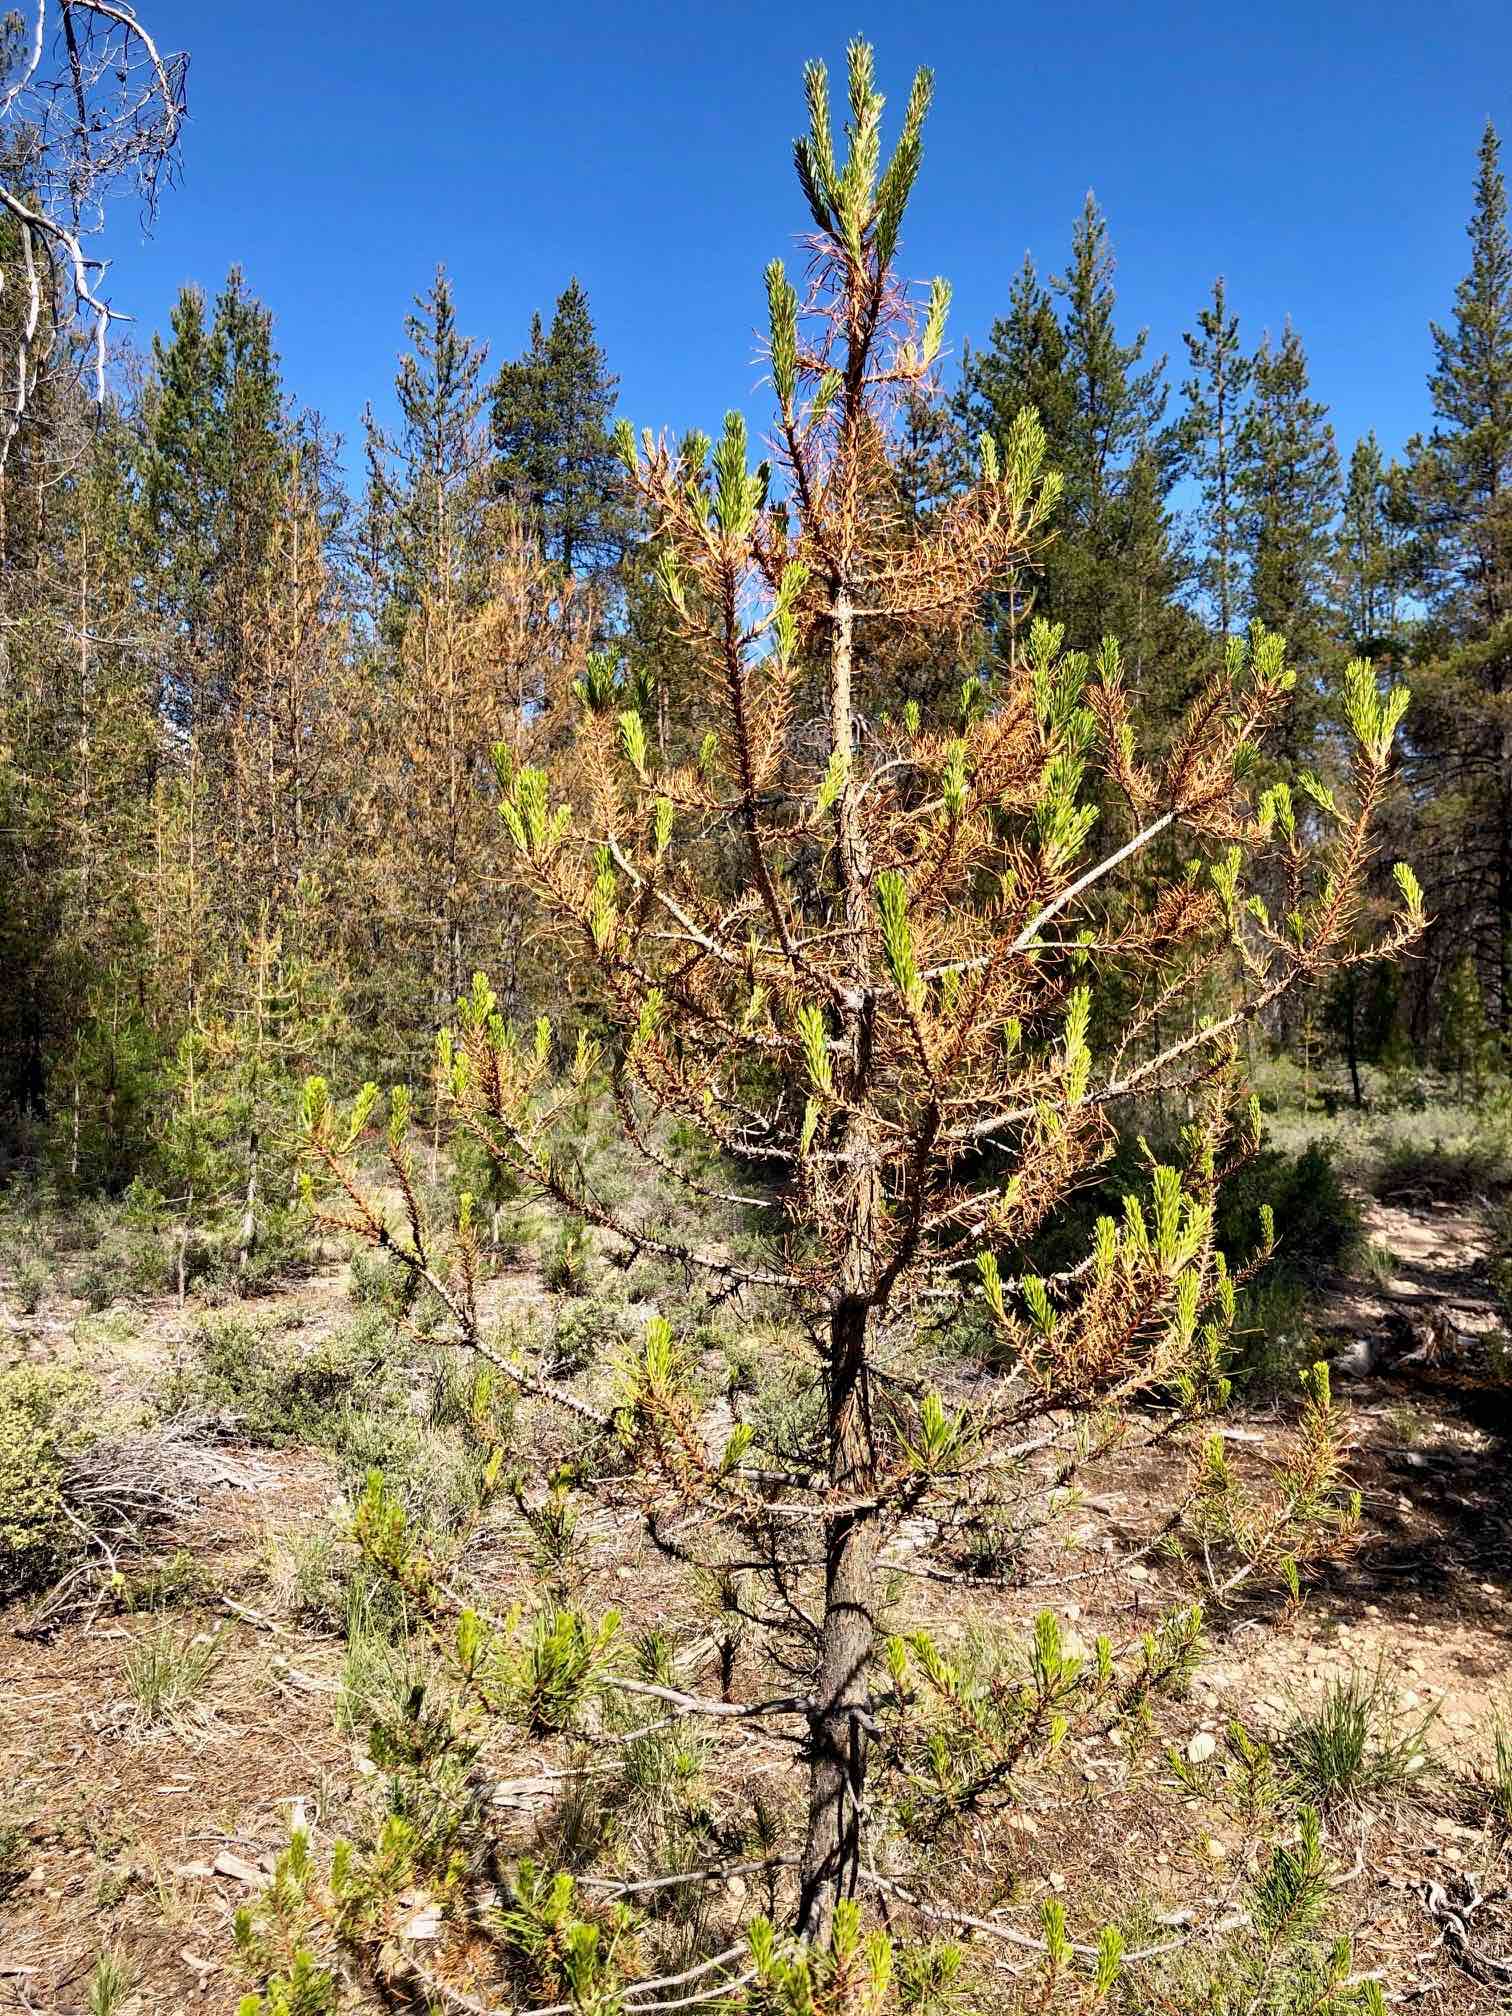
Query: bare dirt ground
[[2, 1198, 1510, 2013]]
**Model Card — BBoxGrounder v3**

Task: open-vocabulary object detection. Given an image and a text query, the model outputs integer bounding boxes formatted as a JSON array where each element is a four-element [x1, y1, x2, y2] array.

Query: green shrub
[[0, 1366, 95, 1596], [550, 1294, 636, 1378], [1373, 1122, 1512, 1201], [161, 1311, 396, 1445], [73, 1256, 120, 1312], [13, 1260, 46, 1314], [543, 1221, 591, 1295], [748, 1360, 826, 1467], [1216, 1142, 1362, 1285], [217, 1203, 316, 1299], [347, 1247, 418, 1318]]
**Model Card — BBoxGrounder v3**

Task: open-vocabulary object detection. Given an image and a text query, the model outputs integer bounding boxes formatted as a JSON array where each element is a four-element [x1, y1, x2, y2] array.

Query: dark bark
[[796, 1293, 879, 1941]]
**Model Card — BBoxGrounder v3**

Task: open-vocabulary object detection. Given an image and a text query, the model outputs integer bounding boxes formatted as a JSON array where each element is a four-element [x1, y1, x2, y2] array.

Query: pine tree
[[1180, 276, 1252, 635], [362, 265, 490, 646], [139, 283, 219, 730], [958, 253, 1076, 464], [242, 423, 356, 910], [302, 40, 1421, 1981], [1334, 433, 1405, 657], [491, 278, 628, 582], [358, 275, 587, 1058], [0, 390, 158, 1163], [1414, 121, 1512, 624], [1052, 194, 1183, 659], [1237, 321, 1340, 761], [1400, 121, 1512, 1031], [959, 216, 1198, 714], [157, 904, 345, 1294], [955, 254, 1074, 655]]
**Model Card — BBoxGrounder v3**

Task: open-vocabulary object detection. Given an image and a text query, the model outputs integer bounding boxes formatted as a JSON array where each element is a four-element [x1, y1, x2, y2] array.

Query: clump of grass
[[123, 1621, 226, 1727], [332, 1410, 494, 1539], [1480, 1697, 1512, 1838], [0, 1811, 29, 1901], [1285, 1662, 1435, 1809], [1384, 1404, 1429, 1447], [337, 1620, 432, 1737], [1358, 1240, 1397, 1289], [86, 1948, 135, 2016], [119, 1547, 203, 1613]]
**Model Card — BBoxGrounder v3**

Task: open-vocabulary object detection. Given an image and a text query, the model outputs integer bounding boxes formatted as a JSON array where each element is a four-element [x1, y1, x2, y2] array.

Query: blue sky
[[102, 0, 1512, 477]]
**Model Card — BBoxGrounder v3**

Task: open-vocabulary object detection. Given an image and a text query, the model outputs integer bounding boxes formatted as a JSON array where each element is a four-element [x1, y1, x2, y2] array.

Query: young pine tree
[[362, 264, 491, 649], [1400, 121, 1512, 1034], [1180, 275, 1251, 638], [1334, 433, 1405, 659], [297, 40, 1423, 2001]]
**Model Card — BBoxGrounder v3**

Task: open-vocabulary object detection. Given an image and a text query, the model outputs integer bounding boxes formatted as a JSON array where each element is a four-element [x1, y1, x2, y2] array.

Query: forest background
[[5, 12, 1512, 1238]]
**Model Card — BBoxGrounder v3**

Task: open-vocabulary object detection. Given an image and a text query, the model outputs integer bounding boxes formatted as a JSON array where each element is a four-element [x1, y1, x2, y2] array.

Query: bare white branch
[[0, 0, 187, 466]]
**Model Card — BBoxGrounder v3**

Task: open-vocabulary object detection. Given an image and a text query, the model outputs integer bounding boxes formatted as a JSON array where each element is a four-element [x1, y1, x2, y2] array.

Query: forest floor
[[1, 1187, 1510, 2014]]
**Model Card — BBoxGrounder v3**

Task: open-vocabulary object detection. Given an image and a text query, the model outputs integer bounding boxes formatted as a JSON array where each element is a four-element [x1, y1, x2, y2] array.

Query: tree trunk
[[1343, 978, 1363, 1110], [798, 576, 884, 1939], [238, 1125, 260, 1273], [797, 1292, 879, 1941], [1498, 767, 1512, 1036]]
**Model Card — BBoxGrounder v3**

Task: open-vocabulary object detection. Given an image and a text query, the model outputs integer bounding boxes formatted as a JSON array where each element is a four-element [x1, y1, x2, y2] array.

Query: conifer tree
[[362, 264, 490, 645], [357, 274, 586, 1057], [139, 283, 219, 728], [491, 277, 629, 583], [1180, 276, 1252, 636], [1400, 121, 1512, 1030], [158, 904, 345, 1291], [302, 42, 1422, 1988], [1237, 321, 1340, 763], [1334, 433, 1405, 657], [242, 424, 355, 909], [1051, 195, 1189, 670], [964, 203, 1198, 714], [139, 269, 286, 729], [957, 253, 1076, 471], [954, 254, 1074, 654]]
